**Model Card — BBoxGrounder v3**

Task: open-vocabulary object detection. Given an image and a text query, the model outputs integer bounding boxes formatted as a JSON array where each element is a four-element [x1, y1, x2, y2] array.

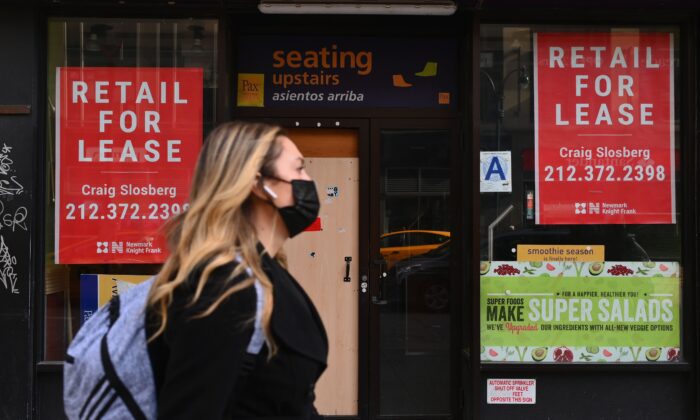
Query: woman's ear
[[250, 173, 268, 200]]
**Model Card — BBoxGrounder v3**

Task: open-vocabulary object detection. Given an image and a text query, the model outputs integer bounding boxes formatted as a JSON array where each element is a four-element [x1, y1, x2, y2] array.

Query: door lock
[[372, 272, 388, 305], [360, 275, 368, 293]]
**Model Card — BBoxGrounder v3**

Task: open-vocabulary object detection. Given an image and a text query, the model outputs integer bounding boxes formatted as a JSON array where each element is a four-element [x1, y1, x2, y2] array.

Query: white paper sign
[[326, 185, 339, 198], [480, 151, 512, 193], [487, 378, 536, 404]]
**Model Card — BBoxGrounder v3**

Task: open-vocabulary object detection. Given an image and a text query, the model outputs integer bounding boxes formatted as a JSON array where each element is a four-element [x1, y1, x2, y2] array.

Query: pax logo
[[237, 73, 264, 107], [574, 203, 587, 215], [242, 80, 260, 92]]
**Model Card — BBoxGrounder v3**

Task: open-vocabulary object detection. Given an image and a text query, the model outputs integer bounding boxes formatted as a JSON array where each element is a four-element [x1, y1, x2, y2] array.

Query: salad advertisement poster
[[534, 32, 676, 225], [480, 261, 680, 363], [56, 67, 202, 264]]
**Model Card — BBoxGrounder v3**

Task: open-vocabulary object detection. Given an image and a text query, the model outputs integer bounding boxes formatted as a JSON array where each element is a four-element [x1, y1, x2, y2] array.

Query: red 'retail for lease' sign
[[534, 32, 675, 225], [56, 67, 202, 263]]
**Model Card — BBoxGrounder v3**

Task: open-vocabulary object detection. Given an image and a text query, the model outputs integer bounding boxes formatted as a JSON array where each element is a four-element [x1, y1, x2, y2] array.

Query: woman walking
[[146, 121, 327, 419]]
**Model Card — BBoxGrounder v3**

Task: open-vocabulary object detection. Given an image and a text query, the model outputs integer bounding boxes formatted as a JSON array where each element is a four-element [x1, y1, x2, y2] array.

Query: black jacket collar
[[259, 246, 328, 366]]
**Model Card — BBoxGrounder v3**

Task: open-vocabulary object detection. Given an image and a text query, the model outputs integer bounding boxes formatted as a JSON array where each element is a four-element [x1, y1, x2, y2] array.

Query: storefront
[[1, 1, 698, 419]]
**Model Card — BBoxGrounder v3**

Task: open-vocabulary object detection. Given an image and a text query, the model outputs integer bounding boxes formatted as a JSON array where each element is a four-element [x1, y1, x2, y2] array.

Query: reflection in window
[[379, 129, 450, 414]]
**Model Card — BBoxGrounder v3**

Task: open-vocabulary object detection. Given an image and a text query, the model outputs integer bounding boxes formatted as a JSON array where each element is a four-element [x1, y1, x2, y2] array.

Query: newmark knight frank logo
[[111, 241, 124, 254], [96, 241, 109, 254], [575, 202, 601, 215], [96, 241, 124, 254], [237, 73, 264, 107]]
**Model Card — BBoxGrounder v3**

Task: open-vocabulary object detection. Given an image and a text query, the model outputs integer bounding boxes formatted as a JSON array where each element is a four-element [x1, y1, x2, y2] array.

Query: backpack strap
[[101, 294, 148, 420], [234, 256, 266, 377], [246, 279, 266, 355], [234, 255, 266, 356], [108, 294, 120, 327]]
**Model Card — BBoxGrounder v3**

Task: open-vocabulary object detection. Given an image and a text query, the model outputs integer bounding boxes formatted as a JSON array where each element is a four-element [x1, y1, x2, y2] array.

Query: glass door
[[369, 120, 457, 418]]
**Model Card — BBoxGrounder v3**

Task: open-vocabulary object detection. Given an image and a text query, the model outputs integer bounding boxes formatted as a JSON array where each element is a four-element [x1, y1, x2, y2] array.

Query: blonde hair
[[147, 121, 285, 356]]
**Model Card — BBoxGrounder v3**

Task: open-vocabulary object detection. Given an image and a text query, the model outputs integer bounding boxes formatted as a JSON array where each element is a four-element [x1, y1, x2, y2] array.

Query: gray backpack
[[63, 261, 266, 420]]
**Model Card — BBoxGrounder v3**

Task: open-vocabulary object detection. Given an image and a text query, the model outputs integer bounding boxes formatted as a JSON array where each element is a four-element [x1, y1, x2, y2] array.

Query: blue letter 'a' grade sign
[[486, 157, 506, 181], [480, 151, 511, 193]]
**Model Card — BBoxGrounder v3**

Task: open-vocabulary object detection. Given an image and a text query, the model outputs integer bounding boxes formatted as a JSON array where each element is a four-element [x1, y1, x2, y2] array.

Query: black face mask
[[263, 177, 320, 238]]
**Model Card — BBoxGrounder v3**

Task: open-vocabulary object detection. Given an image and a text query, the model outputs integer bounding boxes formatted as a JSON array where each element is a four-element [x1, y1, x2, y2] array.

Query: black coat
[[147, 248, 329, 419]]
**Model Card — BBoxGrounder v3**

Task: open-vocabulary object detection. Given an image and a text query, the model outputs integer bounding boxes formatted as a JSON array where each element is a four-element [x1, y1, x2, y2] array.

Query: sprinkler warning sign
[[487, 379, 536, 405]]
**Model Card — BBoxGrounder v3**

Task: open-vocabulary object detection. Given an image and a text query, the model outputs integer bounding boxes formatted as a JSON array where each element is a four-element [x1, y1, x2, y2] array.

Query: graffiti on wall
[[0, 141, 26, 294]]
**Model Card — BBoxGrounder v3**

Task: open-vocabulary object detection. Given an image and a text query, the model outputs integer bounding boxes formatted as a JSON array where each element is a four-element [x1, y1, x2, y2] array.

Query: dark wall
[[0, 5, 38, 420]]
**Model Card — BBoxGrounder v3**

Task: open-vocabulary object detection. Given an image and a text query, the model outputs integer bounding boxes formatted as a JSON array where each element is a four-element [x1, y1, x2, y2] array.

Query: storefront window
[[479, 25, 682, 363], [44, 18, 217, 360]]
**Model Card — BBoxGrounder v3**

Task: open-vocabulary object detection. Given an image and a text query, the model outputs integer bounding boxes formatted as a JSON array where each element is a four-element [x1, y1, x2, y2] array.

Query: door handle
[[344, 256, 352, 282]]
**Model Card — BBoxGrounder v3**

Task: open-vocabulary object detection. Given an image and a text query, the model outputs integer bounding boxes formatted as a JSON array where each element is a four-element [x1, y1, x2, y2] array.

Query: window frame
[[469, 12, 697, 373], [38, 15, 224, 362]]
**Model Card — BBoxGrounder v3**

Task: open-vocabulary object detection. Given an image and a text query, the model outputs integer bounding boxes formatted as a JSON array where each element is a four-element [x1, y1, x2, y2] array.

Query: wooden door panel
[[285, 130, 359, 416]]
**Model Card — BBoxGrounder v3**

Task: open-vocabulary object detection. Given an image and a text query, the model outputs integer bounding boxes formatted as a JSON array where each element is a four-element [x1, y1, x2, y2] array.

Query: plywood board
[[284, 155, 359, 416]]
